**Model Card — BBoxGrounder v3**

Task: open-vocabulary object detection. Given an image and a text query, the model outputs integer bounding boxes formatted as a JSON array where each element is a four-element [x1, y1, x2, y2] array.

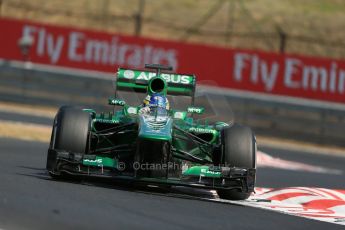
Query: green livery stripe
[[183, 166, 222, 178], [117, 82, 147, 91], [83, 156, 118, 168]]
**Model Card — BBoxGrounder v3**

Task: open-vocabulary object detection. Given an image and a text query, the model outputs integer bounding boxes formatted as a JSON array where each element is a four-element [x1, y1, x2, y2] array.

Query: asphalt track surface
[[0, 138, 344, 230], [0, 111, 53, 126]]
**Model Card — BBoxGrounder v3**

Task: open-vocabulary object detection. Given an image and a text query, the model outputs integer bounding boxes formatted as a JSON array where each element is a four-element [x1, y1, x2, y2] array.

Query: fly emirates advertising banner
[[1, 17, 345, 104]]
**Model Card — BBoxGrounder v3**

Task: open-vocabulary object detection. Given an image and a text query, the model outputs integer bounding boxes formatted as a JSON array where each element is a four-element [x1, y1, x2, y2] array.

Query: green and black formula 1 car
[[46, 64, 256, 200]]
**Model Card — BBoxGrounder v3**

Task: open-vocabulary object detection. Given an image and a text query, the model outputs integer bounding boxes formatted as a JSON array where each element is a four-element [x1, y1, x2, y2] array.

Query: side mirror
[[187, 106, 204, 114], [108, 97, 126, 106]]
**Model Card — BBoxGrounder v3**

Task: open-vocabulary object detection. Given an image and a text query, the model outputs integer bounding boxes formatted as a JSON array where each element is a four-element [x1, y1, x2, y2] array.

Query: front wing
[[47, 149, 256, 192]]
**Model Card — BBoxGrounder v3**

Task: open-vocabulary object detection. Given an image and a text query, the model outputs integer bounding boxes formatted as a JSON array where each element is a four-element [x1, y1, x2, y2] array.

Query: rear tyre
[[217, 124, 256, 200], [46, 106, 91, 178]]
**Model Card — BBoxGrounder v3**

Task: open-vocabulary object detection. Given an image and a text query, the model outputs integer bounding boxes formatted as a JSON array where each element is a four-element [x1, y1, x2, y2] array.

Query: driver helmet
[[143, 93, 169, 110]]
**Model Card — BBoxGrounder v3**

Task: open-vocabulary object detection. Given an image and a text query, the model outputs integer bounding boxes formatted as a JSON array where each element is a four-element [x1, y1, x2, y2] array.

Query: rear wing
[[116, 68, 196, 97]]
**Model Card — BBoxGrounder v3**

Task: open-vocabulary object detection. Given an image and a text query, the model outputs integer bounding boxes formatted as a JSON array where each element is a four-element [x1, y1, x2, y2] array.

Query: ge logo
[[123, 70, 135, 79]]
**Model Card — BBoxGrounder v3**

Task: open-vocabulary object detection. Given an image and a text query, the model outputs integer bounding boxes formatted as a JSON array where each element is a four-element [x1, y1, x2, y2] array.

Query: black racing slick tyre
[[46, 106, 91, 176], [217, 124, 256, 200]]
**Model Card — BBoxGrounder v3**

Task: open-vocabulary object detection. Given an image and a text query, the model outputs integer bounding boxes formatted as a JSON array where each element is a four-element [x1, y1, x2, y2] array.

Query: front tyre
[[217, 124, 256, 200], [46, 106, 91, 177]]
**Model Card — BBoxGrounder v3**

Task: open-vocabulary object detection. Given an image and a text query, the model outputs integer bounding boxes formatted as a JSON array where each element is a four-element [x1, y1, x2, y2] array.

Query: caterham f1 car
[[46, 64, 256, 200]]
